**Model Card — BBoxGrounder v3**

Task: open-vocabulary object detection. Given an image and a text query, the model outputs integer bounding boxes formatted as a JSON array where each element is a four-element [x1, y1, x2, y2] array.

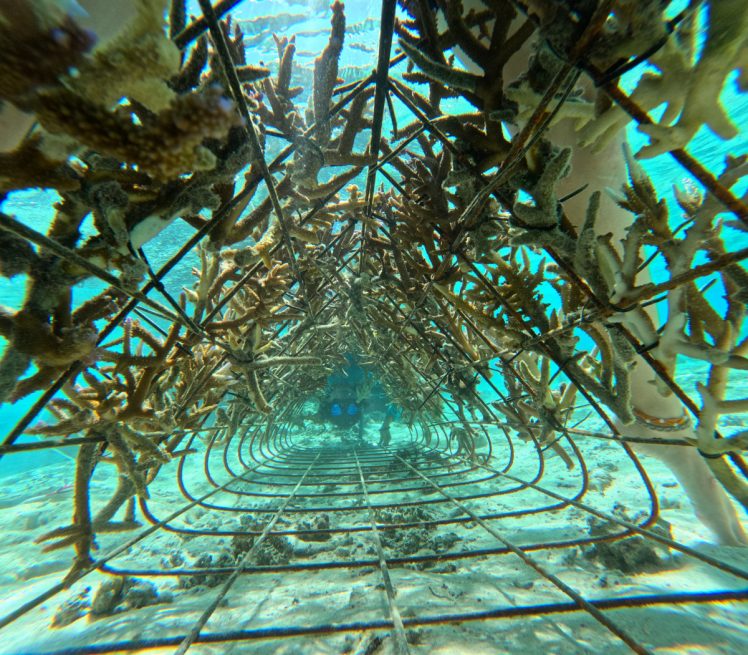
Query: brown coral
[[0, 0, 95, 108], [35, 86, 243, 180], [68, 0, 181, 112], [0, 133, 80, 193], [1, 309, 98, 369]]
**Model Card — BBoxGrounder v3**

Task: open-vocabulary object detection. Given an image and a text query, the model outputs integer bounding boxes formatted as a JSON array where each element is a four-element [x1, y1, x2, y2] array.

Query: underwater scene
[[0, 0, 747, 653]]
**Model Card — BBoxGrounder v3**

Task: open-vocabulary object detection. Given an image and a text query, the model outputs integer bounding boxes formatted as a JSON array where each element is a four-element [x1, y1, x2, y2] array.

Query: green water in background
[[0, 0, 746, 473]]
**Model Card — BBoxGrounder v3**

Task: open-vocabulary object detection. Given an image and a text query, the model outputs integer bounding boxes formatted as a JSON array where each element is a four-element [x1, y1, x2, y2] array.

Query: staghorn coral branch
[[0, 0, 94, 109], [243, 356, 322, 371], [400, 38, 483, 96], [313, 1, 346, 139], [637, 0, 748, 159], [68, 0, 180, 112], [35, 86, 242, 181]]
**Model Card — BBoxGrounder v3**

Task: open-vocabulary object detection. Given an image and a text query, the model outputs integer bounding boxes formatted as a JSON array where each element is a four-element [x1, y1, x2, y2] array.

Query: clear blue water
[[0, 0, 746, 475]]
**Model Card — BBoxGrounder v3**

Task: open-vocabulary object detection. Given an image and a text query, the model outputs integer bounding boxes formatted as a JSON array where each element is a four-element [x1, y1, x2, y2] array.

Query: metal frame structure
[[0, 1, 746, 654]]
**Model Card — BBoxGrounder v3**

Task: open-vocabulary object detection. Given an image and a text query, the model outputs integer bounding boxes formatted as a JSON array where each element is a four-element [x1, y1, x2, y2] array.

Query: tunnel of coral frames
[[0, 1, 747, 655]]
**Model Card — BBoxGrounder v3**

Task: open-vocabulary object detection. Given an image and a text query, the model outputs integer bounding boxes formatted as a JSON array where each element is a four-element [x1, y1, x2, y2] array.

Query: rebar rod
[[173, 455, 320, 655], [396, 453, 654, 655], [353, 451, 412, 655]]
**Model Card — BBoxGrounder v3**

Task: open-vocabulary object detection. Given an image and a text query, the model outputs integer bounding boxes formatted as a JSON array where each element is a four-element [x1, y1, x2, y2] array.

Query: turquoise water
[[0, 4, 747, 655], [0, 0, 747, 471]]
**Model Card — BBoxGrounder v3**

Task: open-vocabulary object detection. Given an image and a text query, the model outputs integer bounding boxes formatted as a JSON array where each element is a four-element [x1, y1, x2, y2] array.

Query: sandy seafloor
[[0, 399, 747, 655]]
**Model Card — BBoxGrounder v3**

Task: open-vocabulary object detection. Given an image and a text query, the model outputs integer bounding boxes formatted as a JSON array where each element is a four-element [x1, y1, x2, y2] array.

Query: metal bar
[[173, 0, 244, 50], [395, 454, 654, 655], [0, 446, 269, 630], [173, 454, 320, 655], [353, 451, 412, 655], [197, 0, 304, 295], [0, 214, 184, 327], [15, 590, 748, 655], [363, 0, 398, 212], [359, 0, 399, 277]]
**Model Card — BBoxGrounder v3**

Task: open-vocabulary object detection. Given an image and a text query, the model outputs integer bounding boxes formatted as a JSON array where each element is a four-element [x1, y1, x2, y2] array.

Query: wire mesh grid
[[2, 418, 747, 654], [0, 0, 747, 654]]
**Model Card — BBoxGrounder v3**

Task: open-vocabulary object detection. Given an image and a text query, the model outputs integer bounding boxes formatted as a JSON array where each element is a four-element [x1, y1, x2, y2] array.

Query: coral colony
[[0, 0, 746, 650]]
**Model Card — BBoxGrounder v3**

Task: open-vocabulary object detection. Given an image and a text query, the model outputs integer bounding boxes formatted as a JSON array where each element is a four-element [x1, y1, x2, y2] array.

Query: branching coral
[[493, 352, 577, 470], [577, 0, 748, 157], [0, 133, 81, 193], [637, 0, 748, 158], [0, 0, 745, 586], [36, 86, 242, 181], [0, 0, 95, 108], [68, 0, 181, 112]]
